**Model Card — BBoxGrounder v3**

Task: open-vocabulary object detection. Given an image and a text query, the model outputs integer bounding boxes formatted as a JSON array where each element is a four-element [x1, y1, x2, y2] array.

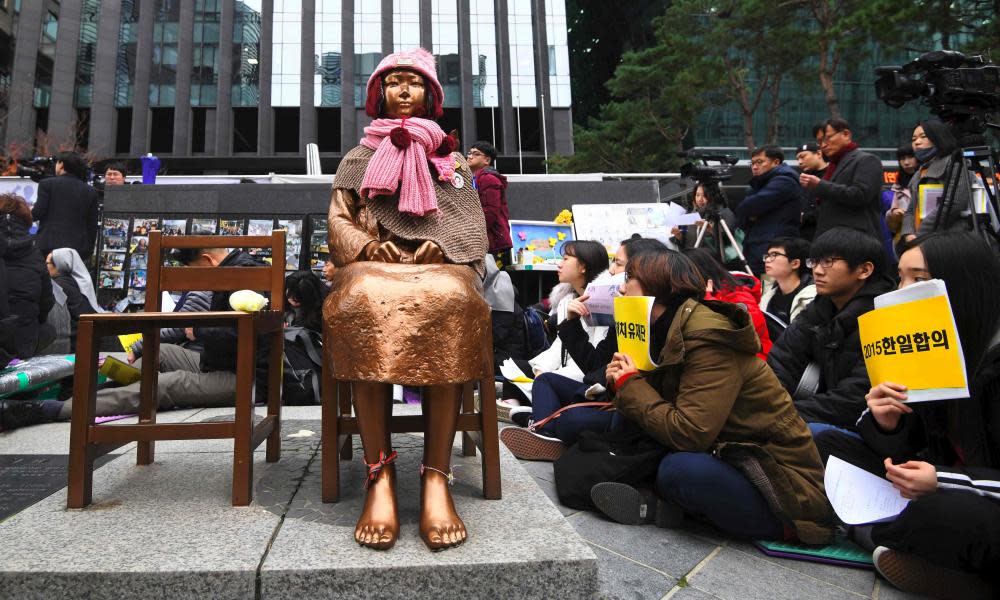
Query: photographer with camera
[[799, 119, 886, 248], [31, 151, 99, 262], [734, 145, 803, 276]]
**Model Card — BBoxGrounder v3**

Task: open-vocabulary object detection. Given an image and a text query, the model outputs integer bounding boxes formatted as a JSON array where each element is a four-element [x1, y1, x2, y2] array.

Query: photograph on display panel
[[161, 219, 187, 236], [220, 219, 245, 236], [508, 220, 576, 265], [191, 219, 218, 235], [98, 271, 125, 289], [278, 219, 303, 270], [133, 219, 159, 235]]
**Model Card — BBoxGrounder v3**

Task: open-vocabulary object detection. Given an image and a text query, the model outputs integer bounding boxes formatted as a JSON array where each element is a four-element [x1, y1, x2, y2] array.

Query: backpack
[[281, 326, 323, 405], [522, 306, 551, 357]]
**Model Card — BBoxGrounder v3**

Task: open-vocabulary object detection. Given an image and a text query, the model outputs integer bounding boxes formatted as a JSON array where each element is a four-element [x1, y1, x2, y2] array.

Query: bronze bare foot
[[419, 464, 467, 550], [355, 453, 399, 550]]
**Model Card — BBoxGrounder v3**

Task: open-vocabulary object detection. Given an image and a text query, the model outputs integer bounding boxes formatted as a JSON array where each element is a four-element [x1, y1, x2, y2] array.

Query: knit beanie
[[364, 48, 444, 119]]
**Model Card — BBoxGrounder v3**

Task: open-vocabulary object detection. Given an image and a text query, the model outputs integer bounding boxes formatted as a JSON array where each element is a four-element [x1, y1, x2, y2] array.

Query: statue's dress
[[324, 145, 490, 386]]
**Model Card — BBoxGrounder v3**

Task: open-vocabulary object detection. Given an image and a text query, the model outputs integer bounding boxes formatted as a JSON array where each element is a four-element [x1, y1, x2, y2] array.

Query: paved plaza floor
[[0, 404, 928, 599]]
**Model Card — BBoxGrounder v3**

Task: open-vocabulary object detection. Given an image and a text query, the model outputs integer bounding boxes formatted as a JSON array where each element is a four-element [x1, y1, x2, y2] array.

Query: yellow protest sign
[[858, 280, 968, 402], [613, 296, 658, 371]]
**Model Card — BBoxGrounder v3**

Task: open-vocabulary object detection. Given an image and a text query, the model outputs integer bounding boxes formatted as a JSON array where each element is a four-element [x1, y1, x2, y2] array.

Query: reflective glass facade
[[149, 0, 180, 107], [353, 0, 381, 106], [73, 0, 101, 108], [33, 10, 56, 107], [545, 0, 570, 107], [271, 0, 301, 106], [431, 0, 459, 108], [232, 0, 262, 106], [469, 0, 497, 107], [507, 0, 535, 107], [391, 0, 419, 52], [191, 0, 221, 106], [314, 0, 342, 106], [114, 1, 140, 107]]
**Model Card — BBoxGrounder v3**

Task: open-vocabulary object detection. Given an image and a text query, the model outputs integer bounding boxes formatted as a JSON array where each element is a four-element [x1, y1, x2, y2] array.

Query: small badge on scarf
[[451, 173, 465, 189]]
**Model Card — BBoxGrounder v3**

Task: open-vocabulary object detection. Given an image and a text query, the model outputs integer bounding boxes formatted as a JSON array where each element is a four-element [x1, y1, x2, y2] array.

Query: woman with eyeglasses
[[813, 232, 1000, 598], [589, 246, 833, 544]]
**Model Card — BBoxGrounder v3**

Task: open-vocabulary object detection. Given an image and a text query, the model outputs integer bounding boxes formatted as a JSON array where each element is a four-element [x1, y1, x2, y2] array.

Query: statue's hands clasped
[[414, 240, 444, 264], [368, 240, 403, 263]]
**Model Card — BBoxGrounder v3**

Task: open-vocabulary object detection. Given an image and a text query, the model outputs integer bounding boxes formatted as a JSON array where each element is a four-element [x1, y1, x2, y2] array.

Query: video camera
[[678, 151, 738, 184], [15, 156, 57, 182], [874, 50, 1000, 137]]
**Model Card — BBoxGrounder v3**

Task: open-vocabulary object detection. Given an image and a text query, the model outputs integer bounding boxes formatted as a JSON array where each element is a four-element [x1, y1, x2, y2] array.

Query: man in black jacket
[[734, 145, 803, 276], [799, 119, 886, 245], [31, 152, 100, 261], [767, 227, 894, 435]]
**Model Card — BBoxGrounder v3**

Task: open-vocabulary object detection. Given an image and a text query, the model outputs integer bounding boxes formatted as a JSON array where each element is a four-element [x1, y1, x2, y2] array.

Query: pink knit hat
[[365, 48, 444, 119]]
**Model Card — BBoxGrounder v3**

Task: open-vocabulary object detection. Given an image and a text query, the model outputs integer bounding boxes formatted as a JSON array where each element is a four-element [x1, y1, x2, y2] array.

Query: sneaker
[[496, 399, 521, 423], [873, 546, 993, 600], [509, 406, 532, 428], [0, 399, 52, 433], [590, 482, 685, 528], [499, 426, 566, 461]]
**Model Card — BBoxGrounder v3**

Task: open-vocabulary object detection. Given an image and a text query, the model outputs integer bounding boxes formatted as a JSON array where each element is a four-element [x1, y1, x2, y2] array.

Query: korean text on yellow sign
[[857, 295, 966, 391], [613, 296, 658, 371]]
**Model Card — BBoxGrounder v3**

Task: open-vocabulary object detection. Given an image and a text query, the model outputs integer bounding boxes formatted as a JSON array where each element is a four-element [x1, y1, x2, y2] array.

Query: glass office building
[[1, 0, 573, 174]]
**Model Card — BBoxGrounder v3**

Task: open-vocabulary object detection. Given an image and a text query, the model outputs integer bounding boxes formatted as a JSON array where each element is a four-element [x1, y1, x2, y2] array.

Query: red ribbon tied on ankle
[[364, 449, 398, 489]]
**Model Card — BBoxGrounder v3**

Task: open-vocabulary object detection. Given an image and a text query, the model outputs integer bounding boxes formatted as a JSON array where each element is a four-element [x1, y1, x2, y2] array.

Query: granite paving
[[0, 404, 950, 599]]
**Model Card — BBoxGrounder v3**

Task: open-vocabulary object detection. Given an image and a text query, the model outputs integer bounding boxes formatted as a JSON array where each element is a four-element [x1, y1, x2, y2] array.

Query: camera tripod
[[931, 135, 1000, 246], [690, 182, 754, 277]]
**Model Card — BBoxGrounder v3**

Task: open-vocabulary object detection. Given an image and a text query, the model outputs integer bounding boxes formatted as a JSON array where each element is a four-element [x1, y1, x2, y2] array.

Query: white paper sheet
[[499, 358, 534, 400], [824, 456, 910, 525]]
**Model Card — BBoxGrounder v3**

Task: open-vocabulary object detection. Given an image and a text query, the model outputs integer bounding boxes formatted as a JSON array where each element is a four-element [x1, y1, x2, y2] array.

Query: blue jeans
[[807, 422, 861, 440], [655, 452, 784, 540], [531, 372, 615, 445]]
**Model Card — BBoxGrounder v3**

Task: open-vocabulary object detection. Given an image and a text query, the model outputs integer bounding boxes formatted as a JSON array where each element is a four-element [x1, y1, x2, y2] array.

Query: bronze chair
[[320, 333, 502, 502], [67, 230, 286, 508]]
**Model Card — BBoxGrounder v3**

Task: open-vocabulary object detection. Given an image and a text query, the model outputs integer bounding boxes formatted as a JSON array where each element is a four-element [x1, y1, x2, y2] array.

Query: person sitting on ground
[[683, 247, 772, 360], [669, 183, 737, 251], [499, 240, 610, 410], [812, 232, 1000, 599], [1, 193, 54, 359], [589, 247, 832, 543], [47, 248, 103, 351], [499, 238, 668, 459], [484, 254, 528, 373], [284, 270, 327, 331], [320, 257, 336, 289], [0, 246, 260, 432], [767, 227, 895, 437], [733, 145, 803, 276], [900, 120, 974, 241], [759, 236, 816, 339]]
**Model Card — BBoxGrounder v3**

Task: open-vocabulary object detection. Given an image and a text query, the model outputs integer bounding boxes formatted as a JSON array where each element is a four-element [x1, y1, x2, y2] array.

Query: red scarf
[[822, 142, 858, 181]]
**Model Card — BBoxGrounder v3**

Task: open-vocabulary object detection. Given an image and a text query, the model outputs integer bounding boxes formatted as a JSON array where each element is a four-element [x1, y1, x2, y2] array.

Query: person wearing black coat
[[1, 193, 54, 358], [767, 228, 895, 434], [800, 119, 886, 245], [734, 146, 803, 276], [191, 248, 262, 373], [31, 152, 100, 261]]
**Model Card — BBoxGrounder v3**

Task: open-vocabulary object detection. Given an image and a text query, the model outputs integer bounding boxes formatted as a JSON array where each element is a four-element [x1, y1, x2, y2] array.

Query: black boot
[[0, 399, 52, 432]]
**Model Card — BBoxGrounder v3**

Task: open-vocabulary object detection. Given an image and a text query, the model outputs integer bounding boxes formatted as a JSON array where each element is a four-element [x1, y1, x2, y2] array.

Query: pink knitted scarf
[[359, 117, 457, 217]]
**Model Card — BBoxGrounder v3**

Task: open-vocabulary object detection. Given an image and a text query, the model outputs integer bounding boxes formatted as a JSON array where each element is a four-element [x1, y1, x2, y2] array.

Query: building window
[[149, 0, 180, 107], [314, 0, 342, 106], [353, 0, 381, 106], [115, 1, 141, 107], [232, 0, 262, 107], [431, 0, 459, 108], [191, 0, 221, 106], [507, 0, 536, 107], [392, 0, 419, 52], [545, 0, 570, 107], [33, 11, 57, 108], [469, 0, 498, 108], [73, 0, 101, 108], [271, 0, 302, 107]]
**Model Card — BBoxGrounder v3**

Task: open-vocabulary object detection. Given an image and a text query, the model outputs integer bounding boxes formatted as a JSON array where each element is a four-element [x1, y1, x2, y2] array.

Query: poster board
[[508, 219, 576, 265], [572, 203, 692, 254]]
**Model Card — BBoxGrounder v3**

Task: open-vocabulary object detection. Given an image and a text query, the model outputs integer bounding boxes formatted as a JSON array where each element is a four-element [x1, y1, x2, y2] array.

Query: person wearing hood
[[682, 247, 772, 360], [813, 233, 1000, 599], [767, 227, 896, 436], [900, 120, 974, 240], [47, 247, 103, 350], [467, 141, 512, 266], [1, 193, 53, 358], [734, 145, 803, 276], [591, 247, 833, 544]]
